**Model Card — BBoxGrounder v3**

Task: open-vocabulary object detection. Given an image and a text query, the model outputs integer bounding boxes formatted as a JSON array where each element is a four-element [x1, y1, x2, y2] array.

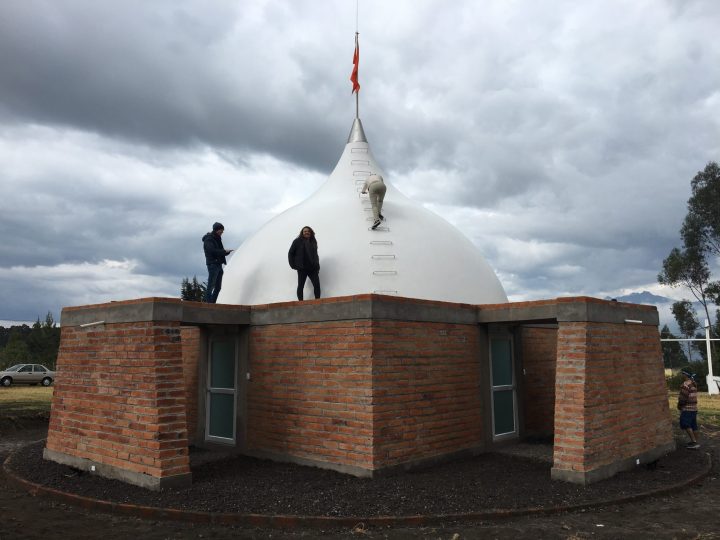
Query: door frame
[[488, 328, 519, 441], [204, 335, 239, 444]]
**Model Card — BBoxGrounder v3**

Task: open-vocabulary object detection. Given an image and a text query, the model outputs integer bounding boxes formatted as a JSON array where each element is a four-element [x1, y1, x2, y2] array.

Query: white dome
[[218, 120, 507, 305]]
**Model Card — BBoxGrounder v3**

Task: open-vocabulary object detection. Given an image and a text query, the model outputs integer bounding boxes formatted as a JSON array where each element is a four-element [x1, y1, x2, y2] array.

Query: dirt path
[[1, 424, 718, 540]]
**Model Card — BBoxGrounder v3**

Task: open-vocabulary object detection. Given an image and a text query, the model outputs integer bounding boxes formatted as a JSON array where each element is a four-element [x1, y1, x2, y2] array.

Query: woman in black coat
[[288, 226, 321, 301]]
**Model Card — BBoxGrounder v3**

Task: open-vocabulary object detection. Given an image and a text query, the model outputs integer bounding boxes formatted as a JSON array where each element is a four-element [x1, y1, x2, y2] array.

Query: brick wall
[[248, 319, 483, 472], [180, 326, 201, 443], [247, 320, 374, 470], [46, 295, 672, 487], [553, 322, 673, 476], [45, 321, 191, 482], [520, 326, 557, 437], [371, 321, 483, 468]]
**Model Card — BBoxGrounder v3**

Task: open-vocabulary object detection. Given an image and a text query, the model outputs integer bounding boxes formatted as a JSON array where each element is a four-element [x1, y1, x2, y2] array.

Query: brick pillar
[[520, 326, 557, 438], [181, 326, 202, 443], [551, 321, 675, 484], [44, 320, 192, 490]]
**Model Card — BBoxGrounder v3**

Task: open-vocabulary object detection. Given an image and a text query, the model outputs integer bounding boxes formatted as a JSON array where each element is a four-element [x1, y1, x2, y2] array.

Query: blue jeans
[[205, 264, 224, 303]]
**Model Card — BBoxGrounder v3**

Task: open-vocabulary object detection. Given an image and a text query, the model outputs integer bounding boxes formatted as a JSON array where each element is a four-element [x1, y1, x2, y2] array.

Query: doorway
[[205, 337, 237, 444], [489, 335, 518, 440]]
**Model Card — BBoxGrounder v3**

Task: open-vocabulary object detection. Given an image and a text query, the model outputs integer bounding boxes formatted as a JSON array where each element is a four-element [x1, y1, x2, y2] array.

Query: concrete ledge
[[371, 296, 477, 325], [61, 298, 250, 327], [250, 296, 373, 325], [550, 441, 676, 485], [59, 294, 659, 328], [477, 302, 558, 324], [251, 294, 479, 326], [477, 296, 659, 326], [43, 448, 192, 491], [556, 297, 659, 326]]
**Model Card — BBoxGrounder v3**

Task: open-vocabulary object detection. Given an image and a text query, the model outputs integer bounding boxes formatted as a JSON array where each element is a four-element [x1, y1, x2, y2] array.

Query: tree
[[660, 324, 687, 369], [688, 161, 720, 257], [659, 245, 713, 321], [671, 300, 700, 362], [0, 324, 31, 349], [181, 276, 206, 302], [26, 311, 61, 369], [0, 313, 60, 370], [659, 162, 719, 371], [0, 333, 31, 369]]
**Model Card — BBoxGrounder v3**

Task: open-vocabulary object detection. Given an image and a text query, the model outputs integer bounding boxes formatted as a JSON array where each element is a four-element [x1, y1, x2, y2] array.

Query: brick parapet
[[45, 321, 191, 488], [180, 326, 201, 443], [552, 321, 674, 481]]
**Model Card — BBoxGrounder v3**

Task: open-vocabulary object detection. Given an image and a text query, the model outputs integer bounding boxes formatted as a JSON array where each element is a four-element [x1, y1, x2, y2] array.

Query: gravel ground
[[1, 421, 719, 539], [8, 436, 708, 517]]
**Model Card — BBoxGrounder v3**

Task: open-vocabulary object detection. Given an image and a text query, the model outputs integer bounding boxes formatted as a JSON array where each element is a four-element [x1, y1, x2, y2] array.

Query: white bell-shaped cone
[[218, 119, 507, 305]]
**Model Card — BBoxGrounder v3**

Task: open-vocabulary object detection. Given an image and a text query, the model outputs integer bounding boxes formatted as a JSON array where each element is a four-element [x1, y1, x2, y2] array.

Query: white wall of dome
[[218, 119, 507, 306]]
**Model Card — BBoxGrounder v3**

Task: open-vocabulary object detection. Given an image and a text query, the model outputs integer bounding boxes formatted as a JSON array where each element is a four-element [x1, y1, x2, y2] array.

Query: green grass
[[696, 394, 720, 427], [668, 392, 720, 427], [0, 386, 53, 418]]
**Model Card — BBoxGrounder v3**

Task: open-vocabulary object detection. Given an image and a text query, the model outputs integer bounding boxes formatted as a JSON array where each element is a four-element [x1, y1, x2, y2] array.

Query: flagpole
[[355, 32, 359, 119], [351, 0, 360, 118]]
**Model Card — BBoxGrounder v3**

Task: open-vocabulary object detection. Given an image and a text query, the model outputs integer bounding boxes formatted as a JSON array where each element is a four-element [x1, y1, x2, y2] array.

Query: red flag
[[350, 38, 360, 93]]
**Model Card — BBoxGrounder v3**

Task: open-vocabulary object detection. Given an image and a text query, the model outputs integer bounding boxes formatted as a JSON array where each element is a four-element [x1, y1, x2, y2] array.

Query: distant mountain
[[606, 291, 674, 305]]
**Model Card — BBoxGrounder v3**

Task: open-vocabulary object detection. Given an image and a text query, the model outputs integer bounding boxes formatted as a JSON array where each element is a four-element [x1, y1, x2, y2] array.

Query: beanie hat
[[212, 222, 224, 231]]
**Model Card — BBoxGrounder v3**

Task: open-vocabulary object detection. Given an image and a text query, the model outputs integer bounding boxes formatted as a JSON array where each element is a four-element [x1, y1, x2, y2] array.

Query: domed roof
[[218, 119, 507, 305]]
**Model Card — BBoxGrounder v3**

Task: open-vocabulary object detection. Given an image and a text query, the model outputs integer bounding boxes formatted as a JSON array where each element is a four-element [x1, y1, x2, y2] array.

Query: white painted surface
[[218, 128, 507, 305]]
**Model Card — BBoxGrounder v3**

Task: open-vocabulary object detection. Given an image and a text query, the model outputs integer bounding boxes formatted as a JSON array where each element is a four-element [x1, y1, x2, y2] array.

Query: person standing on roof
[[288, 226, 321, 301], [202, 222, 233, 303], [361, 174, 386, 230]]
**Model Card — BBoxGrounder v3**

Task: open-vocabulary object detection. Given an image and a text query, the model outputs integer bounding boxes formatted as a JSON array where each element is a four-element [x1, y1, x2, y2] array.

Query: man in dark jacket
[[202, 222, 233, 303]]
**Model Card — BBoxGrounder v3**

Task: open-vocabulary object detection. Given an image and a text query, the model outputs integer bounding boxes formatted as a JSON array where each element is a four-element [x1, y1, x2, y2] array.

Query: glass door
[[206, 338, 237, 443], [490, 337, 517, 439]]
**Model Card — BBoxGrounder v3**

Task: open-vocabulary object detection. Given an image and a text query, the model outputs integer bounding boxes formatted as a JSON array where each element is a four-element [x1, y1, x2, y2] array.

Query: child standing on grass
[[677, 369, 700, 449]]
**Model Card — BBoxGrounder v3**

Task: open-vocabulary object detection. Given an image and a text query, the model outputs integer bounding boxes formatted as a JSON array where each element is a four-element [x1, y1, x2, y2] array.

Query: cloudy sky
[[1, 0, 719, 324]]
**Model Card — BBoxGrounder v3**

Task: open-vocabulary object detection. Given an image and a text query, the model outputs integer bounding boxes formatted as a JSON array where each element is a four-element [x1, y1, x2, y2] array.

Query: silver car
[[0, 364, 55, 387]]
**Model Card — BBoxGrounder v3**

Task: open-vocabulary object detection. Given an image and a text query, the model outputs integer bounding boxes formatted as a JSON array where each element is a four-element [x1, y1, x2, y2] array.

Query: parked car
[[0, 364, 55, 387]]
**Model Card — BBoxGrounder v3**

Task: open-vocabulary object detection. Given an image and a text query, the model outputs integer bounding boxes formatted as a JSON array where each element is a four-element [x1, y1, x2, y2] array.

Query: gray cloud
[[1, 0, 719, 323]]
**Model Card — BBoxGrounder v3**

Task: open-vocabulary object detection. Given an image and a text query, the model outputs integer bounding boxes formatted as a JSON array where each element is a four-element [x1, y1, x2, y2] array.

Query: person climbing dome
[[361, 173, 386, 230]]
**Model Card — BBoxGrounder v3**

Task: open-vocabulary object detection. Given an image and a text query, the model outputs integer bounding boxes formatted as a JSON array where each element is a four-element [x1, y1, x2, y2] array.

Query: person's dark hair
[[297, 226, 316, 242], [212, 222, 224, 232]]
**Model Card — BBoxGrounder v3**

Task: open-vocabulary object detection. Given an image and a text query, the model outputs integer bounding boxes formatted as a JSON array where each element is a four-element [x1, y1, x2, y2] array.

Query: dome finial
[[347, 117, 367, 143]]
